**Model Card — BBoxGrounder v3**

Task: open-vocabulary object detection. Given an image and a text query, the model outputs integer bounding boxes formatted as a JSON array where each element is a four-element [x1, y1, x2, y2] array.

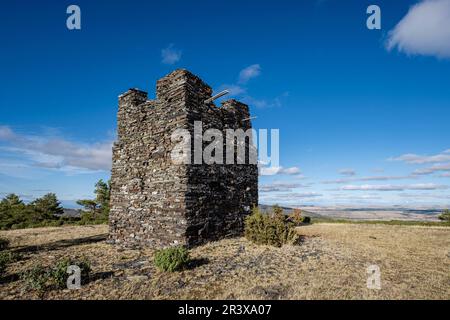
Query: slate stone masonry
[[109, 69, 258, 248]]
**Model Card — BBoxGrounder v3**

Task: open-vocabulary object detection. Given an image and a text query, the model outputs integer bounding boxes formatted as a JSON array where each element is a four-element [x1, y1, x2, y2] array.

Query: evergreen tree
[[31, 193, 64, 219], [95, 179, 110, 213]]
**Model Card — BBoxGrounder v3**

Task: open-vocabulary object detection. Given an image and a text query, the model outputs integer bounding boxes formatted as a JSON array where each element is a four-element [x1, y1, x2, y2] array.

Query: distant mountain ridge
[[258, 204, 325, 219]]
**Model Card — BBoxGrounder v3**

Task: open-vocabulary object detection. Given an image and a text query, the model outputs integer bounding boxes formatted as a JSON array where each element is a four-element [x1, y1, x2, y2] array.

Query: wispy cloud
[[341, 183, 448, 191], [399, 192, 450, 199], [259, 165, 301, 176], [259, 182, 309, 193], [330, 193, 382, 201], [259, 191, 322, 205], [339, 168, 356, 176], [323, 175, 415, 184], [0, 125, 112, 174], [240, 93, 287, 109], [390, 150, 450, 176], [238, 64, 261, 84], [280, 167, 301, 175], [263, 192, 322, 200], [413, 163, 450, 175], [219, 84, 247, 96], [386, 0, 450, 59], [161, 44, 182, 65], [390, 150, 450, 164], [216, 65, 287, 109]]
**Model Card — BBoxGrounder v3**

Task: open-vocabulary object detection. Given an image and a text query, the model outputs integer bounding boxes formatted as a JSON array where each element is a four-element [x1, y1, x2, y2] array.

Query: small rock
[[127, 275, 149, 282]]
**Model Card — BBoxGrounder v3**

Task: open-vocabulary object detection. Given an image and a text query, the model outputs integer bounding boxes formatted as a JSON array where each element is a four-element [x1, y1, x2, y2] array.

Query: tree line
[[0, 179, 110, 230]]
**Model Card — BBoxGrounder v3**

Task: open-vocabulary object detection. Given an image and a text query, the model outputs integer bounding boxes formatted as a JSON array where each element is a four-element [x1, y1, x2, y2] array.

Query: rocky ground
[[0, 223, 449, 299]]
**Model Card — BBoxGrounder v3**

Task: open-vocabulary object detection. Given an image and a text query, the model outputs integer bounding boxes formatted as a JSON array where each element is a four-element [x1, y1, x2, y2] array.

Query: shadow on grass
[[11, 234, 108, 254], [0, 272, 20, 285], [87, 271, 115, 283], [186, 257, 209, 270]]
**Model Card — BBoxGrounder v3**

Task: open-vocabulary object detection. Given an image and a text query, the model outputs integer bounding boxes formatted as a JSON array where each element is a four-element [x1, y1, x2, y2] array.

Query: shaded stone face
[[108, 69, 258, 248]]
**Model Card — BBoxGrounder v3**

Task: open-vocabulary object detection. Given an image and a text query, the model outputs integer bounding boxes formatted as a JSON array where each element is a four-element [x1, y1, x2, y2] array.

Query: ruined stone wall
[[109, 69, 258, 248]]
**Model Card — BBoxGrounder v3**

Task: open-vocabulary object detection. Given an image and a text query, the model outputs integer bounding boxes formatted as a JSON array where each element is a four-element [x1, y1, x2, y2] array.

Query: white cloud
[[413, 162, 450, 175], [390, 150, 450, 164], [259, 182, 308, 193], [219, 84, 246, 96], [258, 166, 301, 176], [280, 167, 301, 175], [0, 126, 15, 140], [330, 193, 382, 200], [238, 64, 261, 84], [259, 191, 322, 205], [339, 168, 356, 176], [386, 0, 450, 59], [240, 94, 283, 109], [0, 126, 112, 173], [161, 44, 182, 65], [323, 175, 415, 184], [216, 65, 287, 109], [259, 166, 281, 176], [342, 184, 404, 191], [399, 192, 450, 199], [265, 192, 322, 199], [341, 183, 448, 191]]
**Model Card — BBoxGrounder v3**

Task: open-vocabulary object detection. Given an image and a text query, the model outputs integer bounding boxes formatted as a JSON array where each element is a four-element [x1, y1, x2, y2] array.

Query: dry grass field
[[0, 223, 449, 300]]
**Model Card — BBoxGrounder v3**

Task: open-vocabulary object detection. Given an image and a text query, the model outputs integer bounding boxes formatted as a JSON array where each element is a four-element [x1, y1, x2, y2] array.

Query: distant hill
[[258, 204, 325, 219], [59, 208, 82, 218]]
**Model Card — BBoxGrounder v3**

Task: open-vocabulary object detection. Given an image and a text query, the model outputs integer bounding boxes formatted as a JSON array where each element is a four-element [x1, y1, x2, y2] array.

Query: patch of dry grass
[[0, 223, 448, 300]]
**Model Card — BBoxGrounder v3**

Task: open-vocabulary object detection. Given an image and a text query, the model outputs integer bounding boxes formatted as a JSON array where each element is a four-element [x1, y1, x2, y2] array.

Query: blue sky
[[1, 0, 450, 208]]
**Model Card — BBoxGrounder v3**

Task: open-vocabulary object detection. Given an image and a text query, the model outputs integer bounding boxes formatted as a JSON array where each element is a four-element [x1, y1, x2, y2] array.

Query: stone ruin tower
[[109, 69, 258, 248]]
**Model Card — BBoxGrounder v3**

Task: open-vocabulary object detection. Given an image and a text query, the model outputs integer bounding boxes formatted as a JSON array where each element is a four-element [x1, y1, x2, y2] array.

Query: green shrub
[[0, 237, 9, 251], [0, 260, 5, 276], [0, 252, 10, 276], [21, 265, 50, 292], [289, 209, 303, 226], [272, 204, 284, 216], [21, 257, 91, 292], [154, 246, 190, 272], [245, 206, 298, 247], [438, 209, 450, 222], [78, 211, 108, 225], [0, 251, 20, 276], [302, 216, 311, 224], [50, 257, 91, 288]]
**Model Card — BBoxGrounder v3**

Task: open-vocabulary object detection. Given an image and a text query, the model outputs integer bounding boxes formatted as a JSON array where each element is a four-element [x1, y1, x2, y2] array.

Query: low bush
[[21, 257, 91, 292], [0, 237, 9, 251], [0, 252, 11, 276], [438, 209, 450, 222], [302, 216, 311, 224], [154, 246, 190, 272], [21, 265, 50, 292], [0, 251, 20, 276], [245, 206, 298, 247], [77, 211, 108, 226], [289, 209, 303, 226], [51, 257, 91, 288]]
